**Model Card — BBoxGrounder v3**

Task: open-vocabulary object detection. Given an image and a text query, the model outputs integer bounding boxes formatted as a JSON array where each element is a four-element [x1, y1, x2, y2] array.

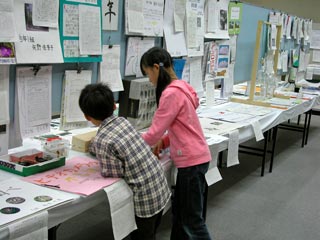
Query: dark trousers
[[130, 210, 163, 240], [171, 162, 212, 240]]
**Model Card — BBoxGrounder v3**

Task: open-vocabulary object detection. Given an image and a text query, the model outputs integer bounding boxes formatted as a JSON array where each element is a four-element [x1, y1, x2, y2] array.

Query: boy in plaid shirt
[[79, 83, 171, 240]]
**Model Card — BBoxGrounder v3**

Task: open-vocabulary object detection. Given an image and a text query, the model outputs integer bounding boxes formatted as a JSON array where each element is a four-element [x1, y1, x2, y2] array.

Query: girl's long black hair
[[140, 47, 173, 106]]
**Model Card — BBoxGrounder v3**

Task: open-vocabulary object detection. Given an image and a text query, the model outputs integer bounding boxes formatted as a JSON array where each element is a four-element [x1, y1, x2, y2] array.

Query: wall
[[242, 0, 320, 22], [7, 1, 292, 119]]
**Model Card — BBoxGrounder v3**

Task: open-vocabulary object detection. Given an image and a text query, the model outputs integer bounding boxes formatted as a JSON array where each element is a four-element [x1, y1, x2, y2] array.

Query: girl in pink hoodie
[[140, 47, 212, 240]]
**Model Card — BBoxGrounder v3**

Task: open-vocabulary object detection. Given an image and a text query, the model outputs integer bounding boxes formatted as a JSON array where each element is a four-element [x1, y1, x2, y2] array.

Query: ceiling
[[241, 0, 320, 22]]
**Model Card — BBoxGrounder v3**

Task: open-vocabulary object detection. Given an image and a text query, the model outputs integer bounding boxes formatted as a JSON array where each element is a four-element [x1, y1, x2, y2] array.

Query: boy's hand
[[152, 139, 163, 159]]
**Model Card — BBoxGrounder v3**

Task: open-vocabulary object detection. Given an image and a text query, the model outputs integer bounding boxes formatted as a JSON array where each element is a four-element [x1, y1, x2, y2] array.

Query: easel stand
[[231, 20, 282, 106]]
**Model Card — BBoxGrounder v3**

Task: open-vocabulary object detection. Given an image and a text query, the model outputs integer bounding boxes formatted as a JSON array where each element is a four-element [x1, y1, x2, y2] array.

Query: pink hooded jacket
[[142, 80, 211, 168]]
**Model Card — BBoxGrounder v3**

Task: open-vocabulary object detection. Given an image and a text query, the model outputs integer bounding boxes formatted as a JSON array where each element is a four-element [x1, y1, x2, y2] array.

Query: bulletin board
[[59, 0, 103, 63]]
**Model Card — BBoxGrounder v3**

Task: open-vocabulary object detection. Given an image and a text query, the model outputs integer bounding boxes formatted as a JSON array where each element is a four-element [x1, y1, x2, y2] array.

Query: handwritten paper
[[0, 178, 74, 226], [163, 0, 187, 57], [104, 180, 137, 240], [63, 4, 79, 37], [100, 45, 123, 92], [125, 37, 154, 76], [32, 0, 59, 28], [64, 70, 92, 123], [79, 4, 101, 55], [16, 66, 52, 138], [126, 0, 164, 37], [24, 156, 119, 196], [0, 0, 18, 42]]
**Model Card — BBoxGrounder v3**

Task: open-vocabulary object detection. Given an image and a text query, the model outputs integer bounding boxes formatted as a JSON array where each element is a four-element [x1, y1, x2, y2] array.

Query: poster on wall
[[102, 0, 119, 31], [205, 0, 230, 39], [228, 2, 242, 35], [59, 0, 102, 62], [14, 0, 63, 64]]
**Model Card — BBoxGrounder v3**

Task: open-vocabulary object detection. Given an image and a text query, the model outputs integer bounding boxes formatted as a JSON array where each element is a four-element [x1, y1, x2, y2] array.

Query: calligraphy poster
[[59, 0, 102, 62], [24, 156, 119, 196], [14, 0, 63, 64], [102, 0, 119, 31]]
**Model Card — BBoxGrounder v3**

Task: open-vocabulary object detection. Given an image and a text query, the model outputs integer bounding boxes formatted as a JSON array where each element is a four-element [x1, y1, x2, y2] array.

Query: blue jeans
[[171, 162, 212, 240]]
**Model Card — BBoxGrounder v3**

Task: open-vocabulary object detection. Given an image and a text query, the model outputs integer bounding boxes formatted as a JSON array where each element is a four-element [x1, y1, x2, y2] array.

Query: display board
[[59, 0, 102, 63]]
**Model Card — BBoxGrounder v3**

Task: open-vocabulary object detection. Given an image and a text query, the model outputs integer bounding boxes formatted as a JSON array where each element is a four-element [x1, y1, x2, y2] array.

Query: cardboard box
[[0, 149, 65, 177], [72, 130, 97, 152]]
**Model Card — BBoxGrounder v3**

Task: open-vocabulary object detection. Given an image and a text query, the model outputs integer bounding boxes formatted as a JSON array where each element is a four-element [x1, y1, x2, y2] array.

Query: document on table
[[227, 129, 239, 167], [16, 66, 52, 138], [250, 120, 264, 142], [0, 178, 75, 226], [79, 4, 101, 55], [205, 155, 222, 186], [32, 0, 59, 28], [104, 180, 137, 240], [8, 211, 48, 240]]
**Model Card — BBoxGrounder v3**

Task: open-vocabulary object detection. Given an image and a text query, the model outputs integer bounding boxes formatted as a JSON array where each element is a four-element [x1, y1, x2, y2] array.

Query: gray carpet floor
[[57, 114, 320, 240]]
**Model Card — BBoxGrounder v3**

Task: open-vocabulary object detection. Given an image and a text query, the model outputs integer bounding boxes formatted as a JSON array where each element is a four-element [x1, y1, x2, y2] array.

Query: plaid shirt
[[90, 115, 171, 218]]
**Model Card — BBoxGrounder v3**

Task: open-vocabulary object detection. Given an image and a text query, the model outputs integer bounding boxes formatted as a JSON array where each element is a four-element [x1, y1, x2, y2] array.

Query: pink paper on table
[[23, 156, 119, 196]]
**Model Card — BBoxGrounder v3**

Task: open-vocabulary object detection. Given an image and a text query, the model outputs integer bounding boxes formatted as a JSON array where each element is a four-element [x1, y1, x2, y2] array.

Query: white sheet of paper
[[100, 45, 123, 92], [298, 49, 306, 72], [312, 50, 320, 62], [189, 57, 204, 94], [0, 65, 10, 155], [182, 57, 190, 82], [0, 91, 9, 125], [79, 4, 101, 55], [63, 4, 79, 37], [205, 0, 229, 39], [104, 180, 137, 240], [205, 165, 222, 186], [16, 66, 52, 138], [14, 0, 63, 63], [282, 51, 288, 72], [64, 70, 92, 122], [186, 0, 205, 57], [163, 0, 187, 57], [142, 0, 164, 36], [250, 120, 264, 142], [68, 0, 97, 3], [205, 80, 215, 105], [127, 0, 144, 34], [227, 129, 239, 167], [174, 0, 186, 32], [102, 0, 119, 31], [8, 211, 48, 240], [32, 0, 59, 28], [124, 37, 154, 76], [0, 7, 18, 42], [0, 178, 74, 226]]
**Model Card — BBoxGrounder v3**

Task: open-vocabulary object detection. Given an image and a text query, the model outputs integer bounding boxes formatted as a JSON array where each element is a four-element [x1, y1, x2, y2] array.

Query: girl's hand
[[152, 139, 163, 159]]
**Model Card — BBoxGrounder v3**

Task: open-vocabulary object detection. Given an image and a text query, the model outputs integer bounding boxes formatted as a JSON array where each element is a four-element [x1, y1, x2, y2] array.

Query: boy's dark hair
[[79, 83, 114, 121], [140, 47, 173, 106]]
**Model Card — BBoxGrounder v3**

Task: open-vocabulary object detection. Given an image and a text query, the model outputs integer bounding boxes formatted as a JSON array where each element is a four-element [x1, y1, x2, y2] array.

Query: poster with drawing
[[0, 178, 74, 226], [24, 156, 119, 196]]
